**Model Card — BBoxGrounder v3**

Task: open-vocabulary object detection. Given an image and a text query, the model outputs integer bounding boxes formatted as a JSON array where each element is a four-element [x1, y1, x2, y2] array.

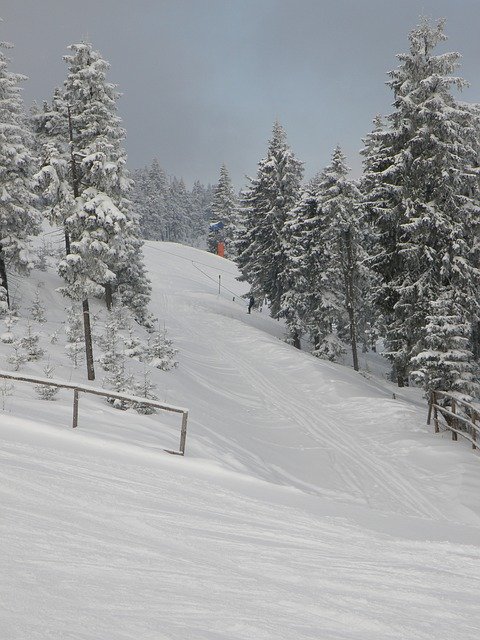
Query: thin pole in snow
[[218, 275, 221, 295]]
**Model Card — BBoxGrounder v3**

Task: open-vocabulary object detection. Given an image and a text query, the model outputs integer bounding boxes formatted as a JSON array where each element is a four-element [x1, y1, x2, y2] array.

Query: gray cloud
[[2, 0, 480, 187]]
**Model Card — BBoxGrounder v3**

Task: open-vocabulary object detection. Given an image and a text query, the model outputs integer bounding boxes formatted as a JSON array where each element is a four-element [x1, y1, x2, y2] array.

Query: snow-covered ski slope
[[1, 242, 480, 640]]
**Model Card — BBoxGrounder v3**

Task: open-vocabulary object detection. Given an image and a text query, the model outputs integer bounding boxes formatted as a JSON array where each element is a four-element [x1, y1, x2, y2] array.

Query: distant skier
[[248, 296, 254, 314]]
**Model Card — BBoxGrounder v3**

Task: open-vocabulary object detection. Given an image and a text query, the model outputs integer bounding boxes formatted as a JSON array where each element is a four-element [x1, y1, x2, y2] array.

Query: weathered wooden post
[[179, 411, 188, 455], [72, 388, 79, 429]]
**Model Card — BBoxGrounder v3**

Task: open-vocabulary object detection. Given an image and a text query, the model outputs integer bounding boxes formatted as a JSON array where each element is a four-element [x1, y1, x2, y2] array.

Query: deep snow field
[[1, 239, 480, 640]]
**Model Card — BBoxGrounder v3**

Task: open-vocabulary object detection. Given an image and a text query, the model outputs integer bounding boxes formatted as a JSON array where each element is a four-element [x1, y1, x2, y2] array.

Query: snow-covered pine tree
[[316, 147, 368, 370], [64, 303, 84, 367], [21, 321, 44, 361], [58, 41, 151, 319], [35, 364, 60, 401], [189, 180, 211, 245], [29, 284, 47, 323], [362, 18, 480, 391], [165, 177, 190, 242], [279, 176, 324, 351], [133, 367, 158, 415], [208, 165, 239, 256], [412, 289, 478, 400], [145, 327, 178, 370], [0, 38, 41, 310], [132, 159, 169, 241], [236, 122, 303, 318], [32, 88, 73, 254]]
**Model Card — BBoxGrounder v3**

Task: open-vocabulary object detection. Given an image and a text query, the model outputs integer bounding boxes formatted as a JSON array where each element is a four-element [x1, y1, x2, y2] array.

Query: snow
[[1, 241, 480, 639]]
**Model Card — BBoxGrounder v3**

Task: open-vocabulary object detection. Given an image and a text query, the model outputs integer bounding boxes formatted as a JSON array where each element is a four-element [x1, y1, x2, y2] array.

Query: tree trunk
[[64, 230, 71, 256], [343, 227, 359, 372], [104, 282, 113, 311], [0, 251, 10, 308], [82, 298, 95, 380], [292, 329, 301, 350]]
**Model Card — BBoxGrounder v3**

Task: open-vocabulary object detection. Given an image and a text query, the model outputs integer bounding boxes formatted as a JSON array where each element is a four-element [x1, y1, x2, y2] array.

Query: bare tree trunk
[[343, 227, 359, 372], [292, 329, 301, 350], [104, 282, 113, 311], [0, 251, 10, 308], [82, 298, 95, 380], [64, 230, 71, 256]]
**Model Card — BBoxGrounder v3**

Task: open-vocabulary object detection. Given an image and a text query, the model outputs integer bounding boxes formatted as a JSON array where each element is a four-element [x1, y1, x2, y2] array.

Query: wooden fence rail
[[427, 390, 478, 451], [0, 370, 188, 456]]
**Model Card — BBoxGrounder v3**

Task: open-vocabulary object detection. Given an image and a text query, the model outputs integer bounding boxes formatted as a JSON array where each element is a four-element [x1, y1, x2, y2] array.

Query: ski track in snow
[[1, 242, 480, 639]]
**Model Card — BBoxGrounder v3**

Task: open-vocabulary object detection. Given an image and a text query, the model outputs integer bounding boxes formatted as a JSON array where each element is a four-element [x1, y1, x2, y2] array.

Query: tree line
[[230, 18, 480, 399]]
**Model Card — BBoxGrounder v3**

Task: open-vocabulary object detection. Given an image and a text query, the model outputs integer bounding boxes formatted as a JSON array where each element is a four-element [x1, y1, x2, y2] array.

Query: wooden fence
[[427, 390, 479, 451], [0, 370, 188, 456]]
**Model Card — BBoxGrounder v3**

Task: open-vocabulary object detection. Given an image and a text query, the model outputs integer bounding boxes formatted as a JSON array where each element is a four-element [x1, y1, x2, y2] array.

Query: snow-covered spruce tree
[[64, 303, 84, 368], [99, 313, 132, 409], [58, 42, 151, 316], [29, 285, 47, 324], [208, 164, 239, 256], [236, 122, 303, 320], [21, 321, 44, 361], [362, 18, 480, 391], [189, 180, 211, 245], [133, 367, 158, 415], [311, 147, 367, 369], [56, 42, 152, 376], [279, 176, 325, 351], [35, 364, 60, 401], [32, 88, 73, 254], [164, 177, 191, 242], [145, 327, 178, 370], [132, 159, 169, 241], [412, 289, 478, 399], [0, 38, 41, 310]]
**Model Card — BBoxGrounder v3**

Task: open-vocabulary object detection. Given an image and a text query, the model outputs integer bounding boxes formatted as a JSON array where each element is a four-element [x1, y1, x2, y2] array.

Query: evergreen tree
[[0, 39, 41, 309], [208, 164, 238, 256], [362, 18, 480, 391], [165, 177, 190, 242], [32, 89, 73, 254], [412, 289, 477, 399], [133, 158, 169, 241], [35, 364, 60, 401], [280, 176, 324, 351], [57, 41, 151, 319], [236, 122, 303, 318]]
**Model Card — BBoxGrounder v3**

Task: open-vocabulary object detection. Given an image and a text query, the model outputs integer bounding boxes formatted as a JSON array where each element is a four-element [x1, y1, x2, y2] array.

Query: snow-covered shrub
[[35, 364, 60, 401], [64, 304, 84, 367], [133, 368, 157, 415], [0, 380, 14, 410], [8, 340, 27, 371], [29, 285, 47, 323], [21, 322, 44, 361], [144, 328, 178, 371]]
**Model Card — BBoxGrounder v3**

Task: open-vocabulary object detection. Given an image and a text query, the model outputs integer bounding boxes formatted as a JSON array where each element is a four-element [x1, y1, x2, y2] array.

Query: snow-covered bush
[[35, 364, 60, 401]]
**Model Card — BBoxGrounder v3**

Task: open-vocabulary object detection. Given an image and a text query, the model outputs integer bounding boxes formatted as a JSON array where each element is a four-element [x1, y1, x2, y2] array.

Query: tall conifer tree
[[0, 38, 40, 310], [236, 122, 303, 317], [362, 18, 480, 391]]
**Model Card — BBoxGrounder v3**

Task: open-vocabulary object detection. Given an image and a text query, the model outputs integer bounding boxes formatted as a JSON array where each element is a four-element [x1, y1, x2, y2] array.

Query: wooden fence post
[[72, 389, 79, 428], [451, 398, 458, 441], [179, 411, 188, 455]]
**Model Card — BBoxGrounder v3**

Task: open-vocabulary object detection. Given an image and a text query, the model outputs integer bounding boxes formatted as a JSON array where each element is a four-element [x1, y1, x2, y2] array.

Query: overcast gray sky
[[2, 0, 480, 187]]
